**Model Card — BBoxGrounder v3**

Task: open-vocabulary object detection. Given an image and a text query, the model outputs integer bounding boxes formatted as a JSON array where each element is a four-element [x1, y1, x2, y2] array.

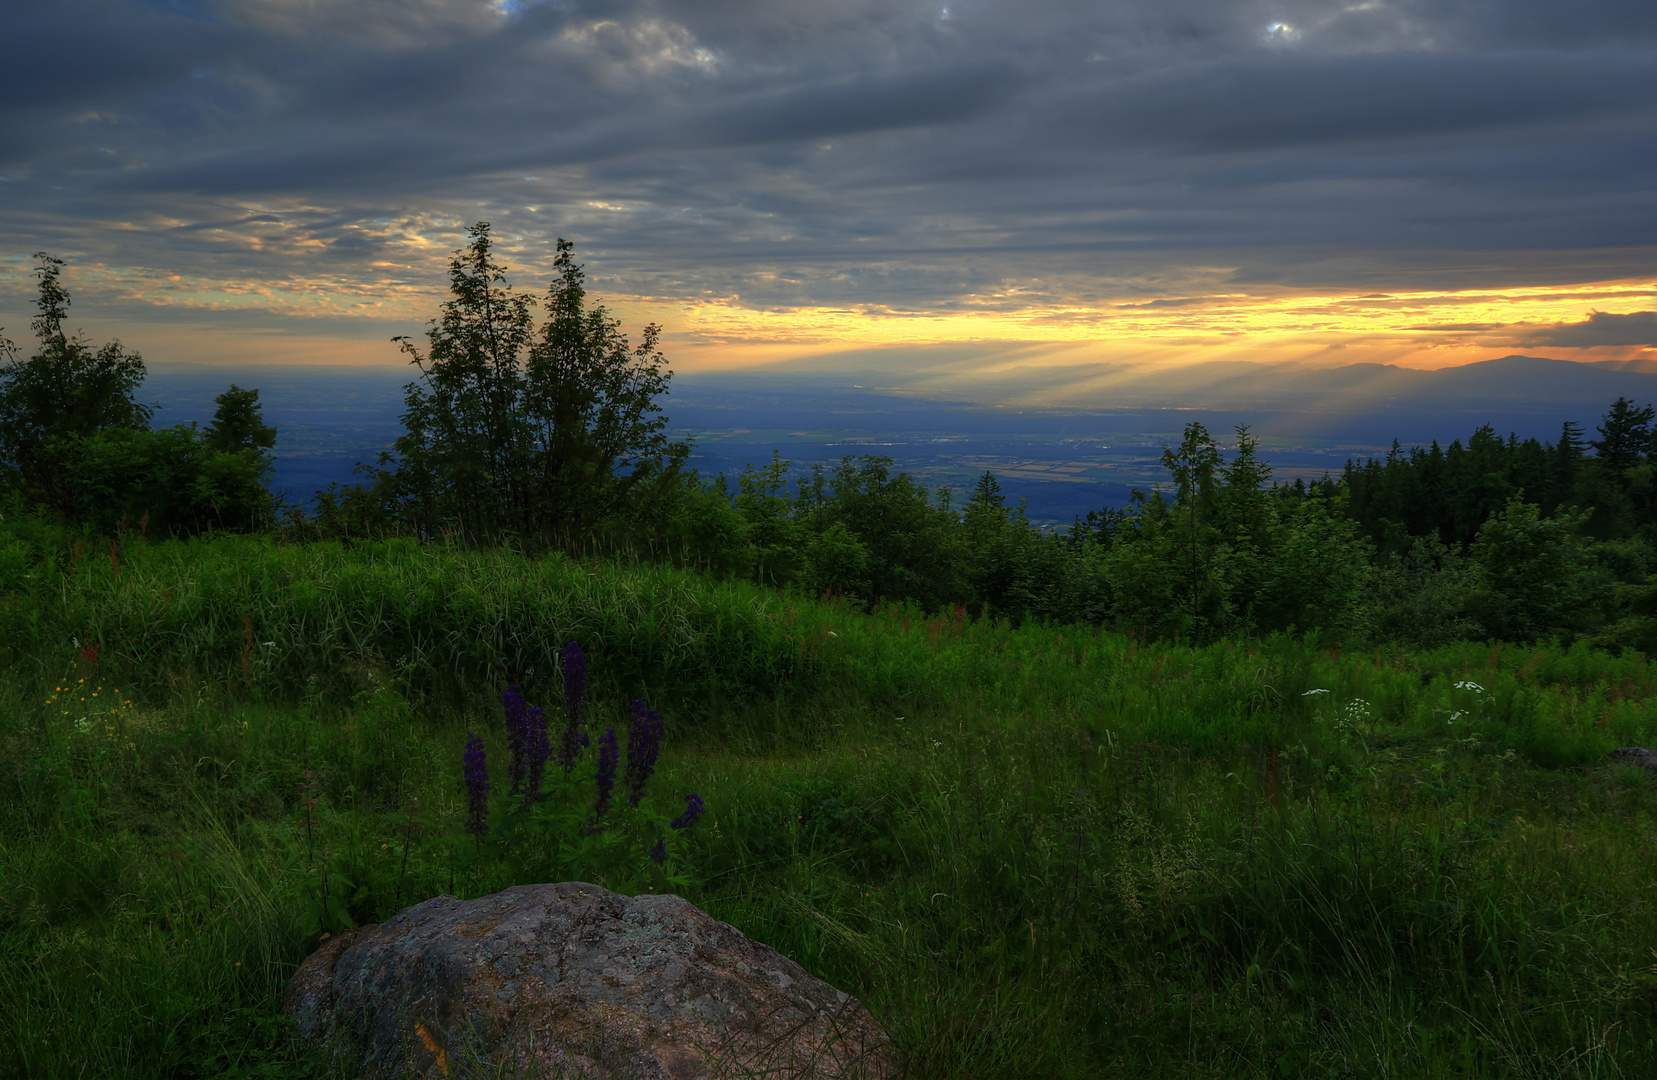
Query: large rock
[[283, 883, 897, 1079], [1612, 747, 1657, 781]]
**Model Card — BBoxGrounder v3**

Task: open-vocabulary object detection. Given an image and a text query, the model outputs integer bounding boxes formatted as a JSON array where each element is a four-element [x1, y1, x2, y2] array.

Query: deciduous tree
[[360, 224, 687, 544]]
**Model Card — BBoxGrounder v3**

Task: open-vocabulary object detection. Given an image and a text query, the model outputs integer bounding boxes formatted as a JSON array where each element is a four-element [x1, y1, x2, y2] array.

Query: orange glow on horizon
[[653, 278, 1657, 372], [9, 250, 1652, 375]]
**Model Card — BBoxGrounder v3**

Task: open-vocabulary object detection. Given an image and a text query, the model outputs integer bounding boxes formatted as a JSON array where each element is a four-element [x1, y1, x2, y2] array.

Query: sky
[[3, 0, 1656, 380]]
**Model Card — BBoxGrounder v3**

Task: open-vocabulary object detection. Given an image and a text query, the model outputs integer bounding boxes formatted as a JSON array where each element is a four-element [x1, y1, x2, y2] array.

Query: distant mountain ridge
[[699, 352, 1657, 442]]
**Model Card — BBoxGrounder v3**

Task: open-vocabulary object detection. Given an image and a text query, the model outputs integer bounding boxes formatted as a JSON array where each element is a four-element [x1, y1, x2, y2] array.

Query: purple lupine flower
[[502, 684, 528, 795], [559, 642, 588, 773], [562, 642, 587, 722], [560, 712, 587, 774], [463, 733, 490, 838], [670, 792, 705, 831], [522, 704, 549, 809], [624, 700, 665, 808], [592, 728, 618, 822], [649, 839, 668, 864]]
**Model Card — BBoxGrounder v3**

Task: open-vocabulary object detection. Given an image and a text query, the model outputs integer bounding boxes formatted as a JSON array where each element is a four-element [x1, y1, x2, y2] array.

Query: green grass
[[3, 528, 1657, 1077]]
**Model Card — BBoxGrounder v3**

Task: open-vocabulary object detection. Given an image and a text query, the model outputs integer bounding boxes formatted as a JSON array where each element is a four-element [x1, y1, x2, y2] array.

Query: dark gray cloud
[[1527, 310, 1657, 348], [3, 0, 1657, 322], [1116, 298, 1206, 309]]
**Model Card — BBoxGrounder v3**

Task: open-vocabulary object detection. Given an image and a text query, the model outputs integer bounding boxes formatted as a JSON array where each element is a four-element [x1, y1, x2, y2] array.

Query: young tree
[[0, 254, 152, 511], [1577, 398, 1654, 539], [961, 471, 1018, 613], [1102, 488, 1199, 639], [1161, 422, 1225, 632], [190, 385, 280, 532], [1591, 396, 1653, 474], [1470, 499, 1603, 641], [369, 224, 687, 544], [1216, 425, 1274, 629], [203, 385, 277, 456], [734, 450, 802, 584], [381, 223, 538, 540], [522, 239, 686, 540], [821, 456, 965, 611], [1549, 420, 1585, 513]]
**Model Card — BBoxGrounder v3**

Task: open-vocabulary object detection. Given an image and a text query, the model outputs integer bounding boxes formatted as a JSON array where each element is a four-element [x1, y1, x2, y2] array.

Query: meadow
[[3, 523, 1657, 1078]]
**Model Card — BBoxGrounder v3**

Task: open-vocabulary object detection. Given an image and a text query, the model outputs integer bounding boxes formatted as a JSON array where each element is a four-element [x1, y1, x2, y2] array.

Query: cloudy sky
[[3, 0, 1655, 377]]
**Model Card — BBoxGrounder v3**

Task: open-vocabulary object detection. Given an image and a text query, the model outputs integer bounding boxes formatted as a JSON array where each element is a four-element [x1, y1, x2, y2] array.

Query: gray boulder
[[283, 882, 896, 1079], [1612, 747, 1657, 781]]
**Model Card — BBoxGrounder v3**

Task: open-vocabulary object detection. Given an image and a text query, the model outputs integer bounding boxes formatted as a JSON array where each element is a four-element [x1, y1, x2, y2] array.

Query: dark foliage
[[317, 223, 689, 545], [0, 256, 278, 534]]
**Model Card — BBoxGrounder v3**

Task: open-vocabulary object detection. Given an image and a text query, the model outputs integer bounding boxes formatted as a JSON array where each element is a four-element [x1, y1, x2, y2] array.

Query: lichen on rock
[[283, 882, 896, 1079]]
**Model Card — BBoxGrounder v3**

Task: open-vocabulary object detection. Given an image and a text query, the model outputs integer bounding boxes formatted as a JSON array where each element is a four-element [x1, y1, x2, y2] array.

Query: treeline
[[7, 232, 1657, 652], [1340, 401, 1656, 550], [635, 419, 1647, 651], [0, 255, 278, 536]]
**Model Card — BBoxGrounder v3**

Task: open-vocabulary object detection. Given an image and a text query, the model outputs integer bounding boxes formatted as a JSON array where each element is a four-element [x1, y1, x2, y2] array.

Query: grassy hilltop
[[3, 524, 1657, 1078]]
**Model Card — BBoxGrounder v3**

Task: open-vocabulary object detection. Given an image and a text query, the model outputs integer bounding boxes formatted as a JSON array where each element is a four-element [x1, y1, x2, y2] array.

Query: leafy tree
[[1337, 410, 1652, 549], [1252, 491, 1370, 639], [798, 520, 871, 602], [1361, 535, 1482, 648], [956, 471, 1093, 623], [1592, 542, 1657, 655], [1470, 499, 1603, 642], [0, 256, 277, 535], [1215, 426, 1273, 625], [712, 452, 965, 609], [1101, 489, 1204, 639], [359, 224, 687, 544], [1067, 504, 1127, 552], [819, 456, 964, 610], [50, 425, 277, 536], [0, 254, 152, 511], [656, 473, 753, 579], [1577, 397, 1655, 538], [203, 385, 277, 456], [734, 451, 801, 584], [522, 238, 686, 539], [189, 385, 280, 532], [1443, 425, 1516, 547], [1100, 428, 1370, 641]]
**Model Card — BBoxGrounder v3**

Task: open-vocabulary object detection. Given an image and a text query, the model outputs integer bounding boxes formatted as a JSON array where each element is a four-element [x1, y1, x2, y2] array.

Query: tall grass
[[2, 527, 1656, 1076], [5, 530, 1656, 763]]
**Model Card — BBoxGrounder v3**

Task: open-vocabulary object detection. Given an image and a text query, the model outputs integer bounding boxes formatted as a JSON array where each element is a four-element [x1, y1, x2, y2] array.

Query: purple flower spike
[[593, 728, 619, 822], [523, 704, 550, 809], [670, 792, 705, 831], [559, 642, 588, 774], [625, 700, 665, 808], [649, 839, 668, 864], [562, 642, 587, 722], [502, 684, 528, 795], [463, 733, 490, 838]]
